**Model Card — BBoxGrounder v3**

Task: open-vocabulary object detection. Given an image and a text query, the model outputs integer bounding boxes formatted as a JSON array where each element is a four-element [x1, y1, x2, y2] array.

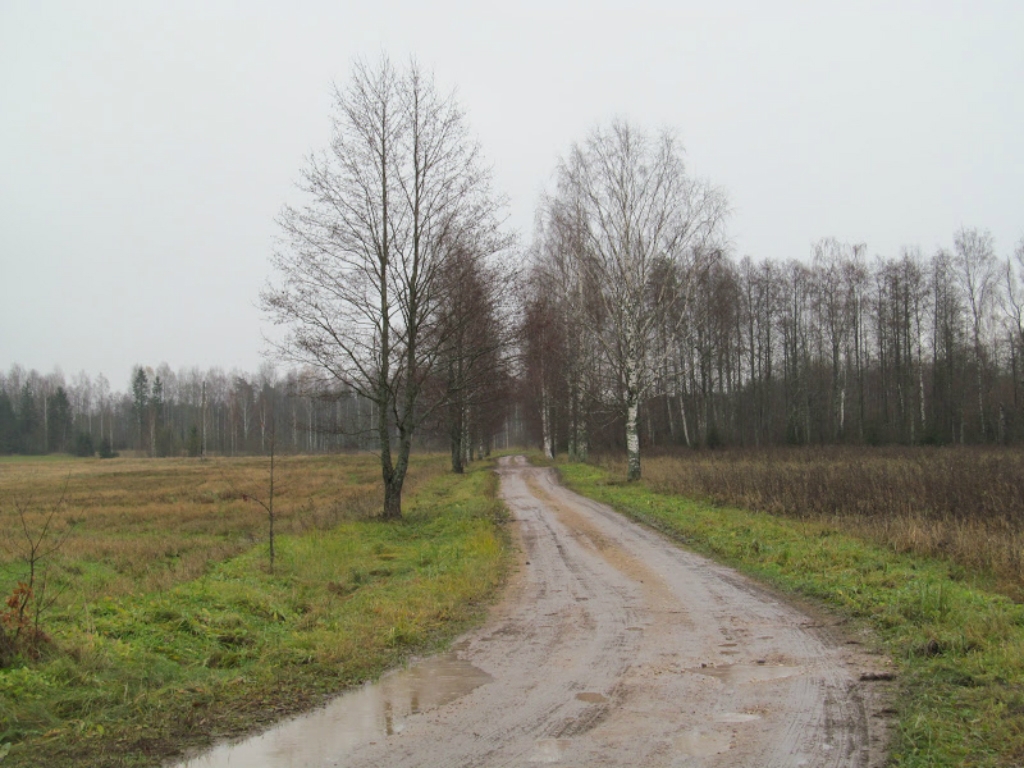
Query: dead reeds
[[597, 446, 1024, 600]]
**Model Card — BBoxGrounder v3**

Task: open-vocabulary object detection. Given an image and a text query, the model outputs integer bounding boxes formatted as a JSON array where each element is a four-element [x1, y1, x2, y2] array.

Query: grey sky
[[2, 0, 1021, 387]]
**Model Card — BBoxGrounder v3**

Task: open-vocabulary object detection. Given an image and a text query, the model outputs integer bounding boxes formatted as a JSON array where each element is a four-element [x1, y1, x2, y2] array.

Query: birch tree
[[263, 56, 506, 518], [557, 120, 727, 480], [1002, 239, 1024, 423], [954, 227, 998, 439], [529, 187, 601, 461]]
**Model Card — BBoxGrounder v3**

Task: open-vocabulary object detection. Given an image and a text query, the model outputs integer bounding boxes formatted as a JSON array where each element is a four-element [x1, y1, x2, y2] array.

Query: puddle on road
[[575, 692, 608, 704], [691, 663, 802, 685], [174, 653, 492, 768], [531, 738, 573, 763], [673, 729, 732, 757]]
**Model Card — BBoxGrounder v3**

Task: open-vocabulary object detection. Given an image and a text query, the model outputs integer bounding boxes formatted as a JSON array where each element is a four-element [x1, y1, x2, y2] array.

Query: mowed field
[[0, 453, 510, 767]]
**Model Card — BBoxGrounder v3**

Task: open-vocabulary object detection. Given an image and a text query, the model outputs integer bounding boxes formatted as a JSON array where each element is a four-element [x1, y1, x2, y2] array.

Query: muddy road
[[180, 456, 889, 768]]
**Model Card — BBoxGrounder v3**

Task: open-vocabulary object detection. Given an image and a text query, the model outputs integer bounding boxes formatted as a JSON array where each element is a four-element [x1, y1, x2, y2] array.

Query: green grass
[[560, 461, 1024, 768], [0, 459, 510, 767], [0, 454, 79, 464]]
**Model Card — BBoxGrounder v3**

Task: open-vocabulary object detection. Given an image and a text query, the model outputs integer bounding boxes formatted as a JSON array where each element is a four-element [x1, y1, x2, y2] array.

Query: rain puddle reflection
[[174, 653, 492, 768]]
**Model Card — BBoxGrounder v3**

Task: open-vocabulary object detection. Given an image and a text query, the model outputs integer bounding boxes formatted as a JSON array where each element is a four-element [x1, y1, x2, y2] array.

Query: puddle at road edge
[[173, 653, 493, 768]]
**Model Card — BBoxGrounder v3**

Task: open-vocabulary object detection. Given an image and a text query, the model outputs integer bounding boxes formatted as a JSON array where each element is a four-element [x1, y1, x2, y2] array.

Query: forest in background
[[4, 223, 1023, 462], [0, 362, 524, 460], [524, 227, 1024, 454]]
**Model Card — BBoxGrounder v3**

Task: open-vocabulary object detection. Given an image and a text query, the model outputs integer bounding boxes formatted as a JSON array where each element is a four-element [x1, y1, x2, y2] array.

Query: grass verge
[[0, 458, 509, 767], [560, 461, 1024, 768]]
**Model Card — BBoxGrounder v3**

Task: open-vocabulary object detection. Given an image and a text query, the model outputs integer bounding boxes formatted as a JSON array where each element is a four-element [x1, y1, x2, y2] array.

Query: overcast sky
[[2, 0, 1022, 387]]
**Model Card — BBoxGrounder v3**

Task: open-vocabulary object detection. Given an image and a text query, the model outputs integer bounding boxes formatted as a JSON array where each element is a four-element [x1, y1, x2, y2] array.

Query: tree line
[[12, 208, 1019, 471], [524, 200, 1024, 462], [0, 362, 522, 459]]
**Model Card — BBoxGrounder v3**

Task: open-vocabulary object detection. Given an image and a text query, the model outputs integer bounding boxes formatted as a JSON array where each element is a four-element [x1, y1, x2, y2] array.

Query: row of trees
[[11, 209, 1018, 472], [0, 374, 76, 456], [0, 360, 530, 461], [521, 120, 728, 479], [0, 364, 412, 458], [523, 128, 1024, 473]]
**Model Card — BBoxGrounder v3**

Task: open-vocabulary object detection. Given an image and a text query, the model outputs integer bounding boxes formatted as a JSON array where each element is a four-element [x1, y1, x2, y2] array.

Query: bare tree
[[262, 56, 506, 518], [930, 248, 968, 442], [999, 238, 1024, 432], [243, 414, 278, 573], [525, 191, 599, 461], [555, 120, 727, 479], [1, 480, 74, 665], [954, 227, 998, 438], [432, 244, 516, 472]]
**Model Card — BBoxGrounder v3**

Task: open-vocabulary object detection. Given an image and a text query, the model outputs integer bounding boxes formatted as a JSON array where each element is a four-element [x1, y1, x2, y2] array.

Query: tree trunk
[[383, 475, 403, 520], [679, 392, 692, 448], [448, 369, 464, 473], [625, 356, 642, 481], [626, 391, 641, 481], [450, 422, 464, 473], [541, 384, 554, 459], [574, 385, 589, 463]]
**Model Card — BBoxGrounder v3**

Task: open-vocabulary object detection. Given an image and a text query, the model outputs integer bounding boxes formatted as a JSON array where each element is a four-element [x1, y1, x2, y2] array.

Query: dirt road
[[182, 455, 889, 767]]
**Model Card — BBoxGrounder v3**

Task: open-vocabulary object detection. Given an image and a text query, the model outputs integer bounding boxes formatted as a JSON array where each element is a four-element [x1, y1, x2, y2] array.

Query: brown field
[[0, 453, 443, 599], [596, 446, 1024, 601]]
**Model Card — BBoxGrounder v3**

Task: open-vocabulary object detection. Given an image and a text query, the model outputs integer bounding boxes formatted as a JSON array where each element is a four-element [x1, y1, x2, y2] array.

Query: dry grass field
[[0, 453, 441, 600], [595, 446, 1024, 600]]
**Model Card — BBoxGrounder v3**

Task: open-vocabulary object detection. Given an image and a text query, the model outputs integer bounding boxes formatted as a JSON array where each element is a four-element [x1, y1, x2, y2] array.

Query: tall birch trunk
[[625, 357, 642, 481], [541, 384, 554, 459]]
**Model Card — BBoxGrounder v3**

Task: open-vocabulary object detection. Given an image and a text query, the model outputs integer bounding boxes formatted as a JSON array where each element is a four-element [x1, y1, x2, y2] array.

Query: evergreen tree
[[16, 384, 41, 454], [186, 425, 201, 457], [98, 435, 117, 459], [46, 386, 74, 453], [0, 391, 16, 454]]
